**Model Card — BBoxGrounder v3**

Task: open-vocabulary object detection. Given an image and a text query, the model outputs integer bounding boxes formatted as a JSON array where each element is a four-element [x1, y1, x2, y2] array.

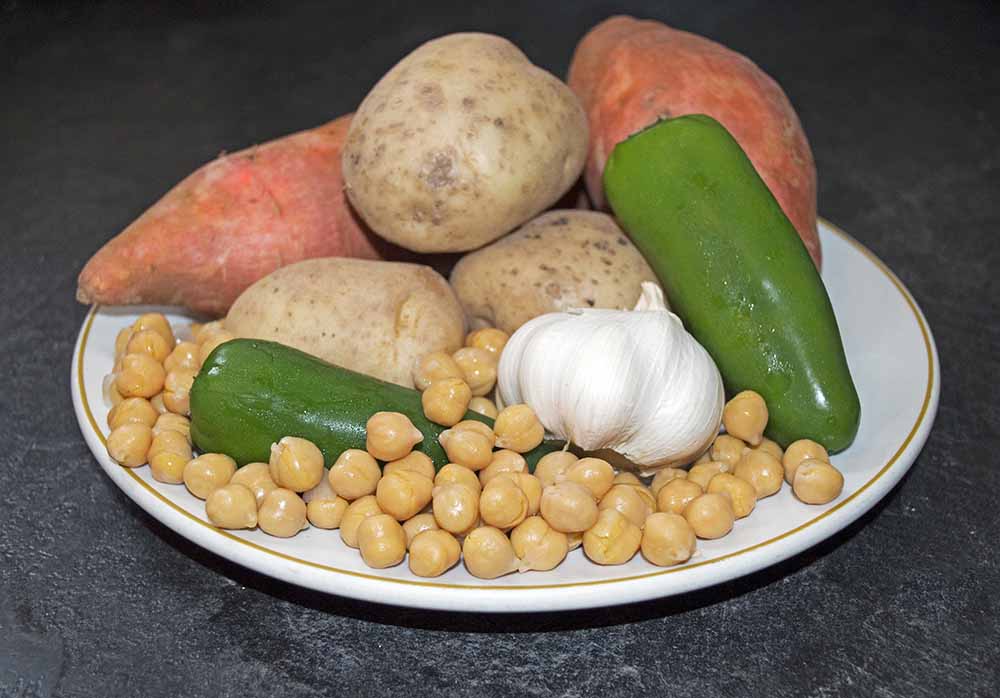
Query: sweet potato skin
[[568, 16, 821, 267], [77, 114, 385, 316]]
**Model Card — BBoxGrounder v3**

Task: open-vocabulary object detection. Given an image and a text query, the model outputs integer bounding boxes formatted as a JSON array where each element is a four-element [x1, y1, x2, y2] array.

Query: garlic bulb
[[498, 283, 723, 473]]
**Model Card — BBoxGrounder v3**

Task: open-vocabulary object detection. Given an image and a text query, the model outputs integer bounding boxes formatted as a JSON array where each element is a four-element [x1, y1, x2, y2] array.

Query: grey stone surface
[[1, 1, 997, 696]]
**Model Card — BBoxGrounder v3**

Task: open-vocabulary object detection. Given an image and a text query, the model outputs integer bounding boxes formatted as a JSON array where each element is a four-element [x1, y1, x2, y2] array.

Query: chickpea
[[303, 477, 349, 529], [327, 449, 381, 500], [710, 434, 746, 467], [539, 482, 599, 533], [723, 390, 769, 446], [493, 404, 544, 453], [125, 329, 171, 364], [683, 493, 735, 539], [452, 347, 497, 397], [198, 330, 235, 366], [230, 462, 278, 506], [480, 477, 529, 531], [376, 469, 434, 521], [356, 514, 406, 568], [656, 478, 704, 515], [149, 392, 168, 414], [497, 472, 542, 516], [479, 450, 527, 487], [749, 437, 784, 462], [306, 495, 348, 529], [613, 471, 642, 486], [339, 495, 382, 548], [409, 529, 461, 577], [641, 513, 697, 566], [510, 516, 568, 572], [413, 351, 464, 391], [258, 488, 308, 537], [583, 509, 642, 565], [267, 436, 325, 492], [365, 411, 423, 461], [462, 526, 518, 579], [206, 483, 258, 529], [783, 439, 830, 484], [452, 419, 496, 447], [559, 457, 614, 500], [182, 453, 236, 499], [383, 451, 435, 481], [599, 484, 655, 528], [402, 513, 440, 548], [106, 423, 153, 467], [793, 460, 844, 504], [707, 473, 757, 518], [162, 368, 196, 415], [164, 341, 200, 373], [650, 467, 688, 497], [465, 327, 510, 356], [153, 412, 191, 442], [133, 312, 174, 347], [107, 397, 158, 430], [147, 430, 193, 484], [567, 532, 583, 551], [149, 451, 191, 485], [534, 450, 578, 487], [734, 450, 784, 498], [116, 353, 165, 398], [694, 450, 712, 465], [687, 461, 734, 490], [438, 429, 493, 471], [432, 483, 480, 535], [434, 463, 481, 495], [192, 320, 223, 344], [421, 378, 472, 427], [468, 396, 499, 419], [105, 378, 125, 407], [114, 326, 134, 357]]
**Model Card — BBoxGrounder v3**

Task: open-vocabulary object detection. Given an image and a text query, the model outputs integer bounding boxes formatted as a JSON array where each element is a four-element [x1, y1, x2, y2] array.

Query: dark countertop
[[2, 1, 997, 696]]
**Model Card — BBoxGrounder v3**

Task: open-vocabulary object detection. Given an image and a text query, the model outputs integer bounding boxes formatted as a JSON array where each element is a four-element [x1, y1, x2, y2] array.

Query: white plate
[[71, 220, 939, 613]]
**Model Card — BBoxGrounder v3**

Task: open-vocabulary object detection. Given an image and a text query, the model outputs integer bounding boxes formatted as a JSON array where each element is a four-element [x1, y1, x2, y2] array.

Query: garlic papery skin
[[498, 282, 723, 473]]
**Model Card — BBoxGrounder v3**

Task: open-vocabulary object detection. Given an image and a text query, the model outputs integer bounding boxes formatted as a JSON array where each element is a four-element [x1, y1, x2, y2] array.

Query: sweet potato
[[568, 16, 821, 266], [77, 114, 388, 316]]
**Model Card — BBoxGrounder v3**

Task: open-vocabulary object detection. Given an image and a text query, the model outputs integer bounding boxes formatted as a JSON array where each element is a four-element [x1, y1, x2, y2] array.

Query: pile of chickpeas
[[103, 314, 846, 580]]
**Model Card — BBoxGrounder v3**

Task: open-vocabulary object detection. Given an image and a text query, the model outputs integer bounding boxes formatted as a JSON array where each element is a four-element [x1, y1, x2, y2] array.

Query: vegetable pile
[[87, 16, 860, 581]]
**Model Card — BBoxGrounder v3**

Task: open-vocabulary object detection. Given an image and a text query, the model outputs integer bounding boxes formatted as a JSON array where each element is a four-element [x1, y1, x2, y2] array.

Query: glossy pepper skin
[[190, 339, 564, 467], [604, 115, 859, 451]]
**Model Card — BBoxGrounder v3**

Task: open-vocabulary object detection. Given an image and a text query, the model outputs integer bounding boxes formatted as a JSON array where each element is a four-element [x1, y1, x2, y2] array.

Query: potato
[[449, 210, 659, 333], [342, 33, 589, 253], [226, 258, 465, 388]]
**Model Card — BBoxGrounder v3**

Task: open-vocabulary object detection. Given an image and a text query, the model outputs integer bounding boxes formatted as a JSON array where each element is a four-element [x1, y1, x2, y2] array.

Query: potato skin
[[342, 33, 589, 253], [226, 258, 465, 388], [450, 210, 659, 333]]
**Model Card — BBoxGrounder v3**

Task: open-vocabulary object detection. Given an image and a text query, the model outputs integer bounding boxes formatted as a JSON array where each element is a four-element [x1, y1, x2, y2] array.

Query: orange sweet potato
[[77, 114, 388, 316], [568, 16, 821, 266]]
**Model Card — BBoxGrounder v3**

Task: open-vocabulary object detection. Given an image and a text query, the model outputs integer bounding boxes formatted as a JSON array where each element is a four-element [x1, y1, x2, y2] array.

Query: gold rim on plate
[[76, 220, 935, 591]]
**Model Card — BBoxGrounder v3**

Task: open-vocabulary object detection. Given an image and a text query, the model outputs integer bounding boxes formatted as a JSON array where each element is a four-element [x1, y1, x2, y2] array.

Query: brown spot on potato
[[419, 148, 457, 190], [544, 282, 562, 299], [462, 96, 476, 110]]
